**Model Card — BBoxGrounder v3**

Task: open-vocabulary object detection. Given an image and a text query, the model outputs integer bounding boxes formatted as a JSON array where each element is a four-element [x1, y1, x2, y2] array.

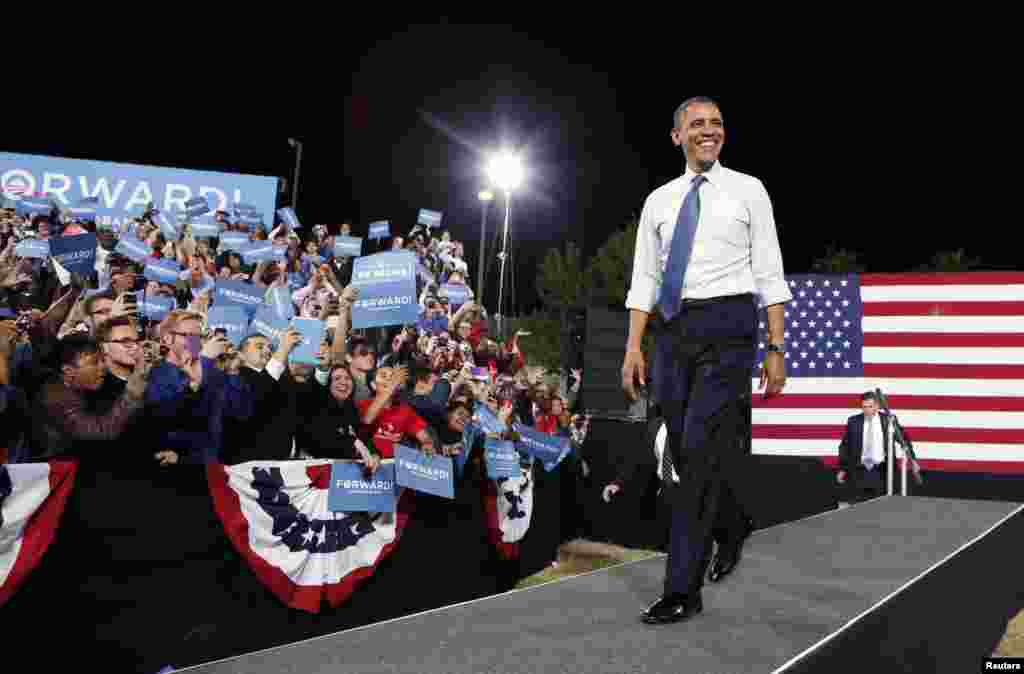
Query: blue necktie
[[657, 175, 706, 321]]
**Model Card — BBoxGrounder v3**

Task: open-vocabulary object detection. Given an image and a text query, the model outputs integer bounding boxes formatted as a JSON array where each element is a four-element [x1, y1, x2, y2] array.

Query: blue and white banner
[[189, 218, 221, 240], [474, 404, 505, 435], [65, 206, 96, 223], [143, 257, 182, 285], [333, 236, 363, 258], [0, 152, 278, 233], [350, 251, 418, 329], [14, 239, 49, 259], [139, 294, 175, 321], [48, 233, 96, 274], [484, 439, 520, 480], [394, 445, 454, 499], [15, 197, 54, 218], [207, 306, 250, 347], [328, 462, 397, 513], [214, 280, 264, 317], [513, 424, 571, 472], [154, 210, 179, 240], [251, 305, 289, 345], [367, 220, 390, 240], [114, 233, 153, 263], [242, 242, 285, 265], [269, 286, 295, 321], [441, 283, 471, 306], [417, 209, 442, 228], [184, 195, 210, 218], [289, 317, 325, 366], [277, 207, 301, 230], [219, 231, 250, 252], [236, 212, 264, 230]]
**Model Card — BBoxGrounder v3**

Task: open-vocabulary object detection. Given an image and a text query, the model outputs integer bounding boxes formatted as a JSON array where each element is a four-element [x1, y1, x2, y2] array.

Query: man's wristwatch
[[766, 343, 785, 354]]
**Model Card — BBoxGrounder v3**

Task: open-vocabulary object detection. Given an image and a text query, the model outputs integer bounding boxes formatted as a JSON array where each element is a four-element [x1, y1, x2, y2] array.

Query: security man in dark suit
[[622, 96, 791, 624], [837, 391, 917, 503]]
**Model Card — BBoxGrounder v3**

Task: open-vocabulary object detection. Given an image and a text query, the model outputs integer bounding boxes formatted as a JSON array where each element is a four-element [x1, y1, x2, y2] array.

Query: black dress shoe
[[707, 517, 754, 584], [641, 593, 703, 624]]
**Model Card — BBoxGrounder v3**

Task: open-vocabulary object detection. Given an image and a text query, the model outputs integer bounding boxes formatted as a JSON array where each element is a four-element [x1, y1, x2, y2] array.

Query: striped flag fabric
[[1, 461, 77, 607], [752, 273, 1024, 474]]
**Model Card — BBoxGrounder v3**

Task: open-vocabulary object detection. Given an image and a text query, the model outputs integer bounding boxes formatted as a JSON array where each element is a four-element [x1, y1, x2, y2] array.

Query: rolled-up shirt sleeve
[[748, 179, 793, 308], [624, 195, 662, 313]]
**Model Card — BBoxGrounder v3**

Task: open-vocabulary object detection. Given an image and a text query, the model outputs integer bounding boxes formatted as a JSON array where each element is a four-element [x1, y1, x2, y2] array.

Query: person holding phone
[[622, 97, 790, 625]]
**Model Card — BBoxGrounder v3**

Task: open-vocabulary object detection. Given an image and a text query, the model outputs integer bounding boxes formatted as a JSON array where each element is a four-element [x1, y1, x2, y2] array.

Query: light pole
[[477, 189, 493, 307], [485, 151, 524, 341], [287, 138, 303, 211]]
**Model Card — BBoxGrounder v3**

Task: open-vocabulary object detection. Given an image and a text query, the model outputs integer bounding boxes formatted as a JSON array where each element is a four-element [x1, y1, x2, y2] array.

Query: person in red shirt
[[357, 365, 436, 458]]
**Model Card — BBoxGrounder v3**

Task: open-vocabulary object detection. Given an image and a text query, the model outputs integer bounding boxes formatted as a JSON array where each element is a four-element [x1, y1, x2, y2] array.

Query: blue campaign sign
[[277, 207, 301, 229], [334, 235, 363, 258], [219, 231, 250, 252], [48, 233, 96, 274], [236, 211, 264, 229], [474, 403, 505, 435], [0, 152, 278, 233], [154, 210, 179, 240], [207, 306, 249, 347], [242, 242, 285, 265], [441, 283, 471, 306], [289, 317, 325, 366], [184, 195, 210, 218], [514, 424, 571, 472], [233, 202, 259, 215], [114, 233, 153, 262], [328, 462, 397, 513], [417, 209, 442, 228], [350, 251, 418, 329], [269, 286, 295, 320], [15, 238, 49, 259], [214, 279, 264, 317], [143, 257, 182, 285], [139, 294, 175, 321], [367, 220, 390, 239], [16, 198, 54, 217], [250, 305, 289, 345], [189, 218, 221, 239], [66, 206, 97, 223], [484, 438, 520, 480], [395, 445, 454, 499]]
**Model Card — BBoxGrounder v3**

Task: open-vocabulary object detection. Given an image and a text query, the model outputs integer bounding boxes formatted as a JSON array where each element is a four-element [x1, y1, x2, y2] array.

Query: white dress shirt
[[862, 413, 886, 468], [625, 161, 792, 312]]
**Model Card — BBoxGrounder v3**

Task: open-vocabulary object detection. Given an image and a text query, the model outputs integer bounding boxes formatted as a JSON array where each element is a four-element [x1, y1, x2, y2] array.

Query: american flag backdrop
[[752, 273, 1024, 474]]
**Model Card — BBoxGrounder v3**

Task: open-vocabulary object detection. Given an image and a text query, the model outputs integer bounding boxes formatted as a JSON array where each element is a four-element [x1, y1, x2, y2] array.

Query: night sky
[[9, 24, 1011, 311]]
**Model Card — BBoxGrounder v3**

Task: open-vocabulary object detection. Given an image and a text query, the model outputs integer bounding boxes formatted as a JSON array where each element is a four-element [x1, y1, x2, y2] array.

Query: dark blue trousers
[[655, 294, 756, 596]]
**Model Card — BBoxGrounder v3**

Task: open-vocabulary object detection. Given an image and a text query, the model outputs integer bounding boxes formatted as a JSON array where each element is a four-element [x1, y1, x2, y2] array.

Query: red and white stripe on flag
[[753, 273, 1024, 474], [482, 465, 535, 561], [0, 461, 77, 607], [207, 461, 413, 614]]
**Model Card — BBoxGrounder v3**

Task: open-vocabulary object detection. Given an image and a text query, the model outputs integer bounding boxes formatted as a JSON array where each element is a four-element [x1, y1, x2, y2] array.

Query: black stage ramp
[[182, 497, 1024, 674]]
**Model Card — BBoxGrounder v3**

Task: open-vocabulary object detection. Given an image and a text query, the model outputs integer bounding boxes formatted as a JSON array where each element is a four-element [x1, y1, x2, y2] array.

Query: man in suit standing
[[837, 391, 917, 503]]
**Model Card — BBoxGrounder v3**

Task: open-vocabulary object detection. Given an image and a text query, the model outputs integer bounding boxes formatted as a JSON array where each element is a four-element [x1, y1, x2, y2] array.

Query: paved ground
[[183, 497, 1021, 674]]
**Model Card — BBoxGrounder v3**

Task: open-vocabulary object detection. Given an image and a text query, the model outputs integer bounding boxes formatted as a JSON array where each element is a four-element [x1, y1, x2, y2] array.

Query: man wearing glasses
[[145, 310, 229, 465]]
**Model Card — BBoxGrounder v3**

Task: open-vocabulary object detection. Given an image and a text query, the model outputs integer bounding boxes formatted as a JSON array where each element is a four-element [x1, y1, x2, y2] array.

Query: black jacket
[[221, 366, 297, 465], [838, 412, 913, 472], [294, 385, 365, 460]]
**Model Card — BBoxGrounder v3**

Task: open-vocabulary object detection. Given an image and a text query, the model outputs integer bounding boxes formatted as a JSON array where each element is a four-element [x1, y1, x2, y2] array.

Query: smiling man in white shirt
[[623, 96, 791, 625]]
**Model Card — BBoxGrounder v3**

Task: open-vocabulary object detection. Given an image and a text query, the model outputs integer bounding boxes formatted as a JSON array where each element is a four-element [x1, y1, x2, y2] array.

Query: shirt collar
[[682, 160, 723, 187]]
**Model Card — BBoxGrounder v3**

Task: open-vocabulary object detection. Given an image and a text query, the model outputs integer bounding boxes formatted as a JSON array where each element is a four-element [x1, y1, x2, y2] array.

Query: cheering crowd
[[0, 200, 589, 487]]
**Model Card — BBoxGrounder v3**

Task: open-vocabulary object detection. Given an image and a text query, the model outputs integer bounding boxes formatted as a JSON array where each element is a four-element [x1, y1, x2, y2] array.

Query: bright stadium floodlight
[[486, 152, 524, 193], [484, 150, 524, 340]]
